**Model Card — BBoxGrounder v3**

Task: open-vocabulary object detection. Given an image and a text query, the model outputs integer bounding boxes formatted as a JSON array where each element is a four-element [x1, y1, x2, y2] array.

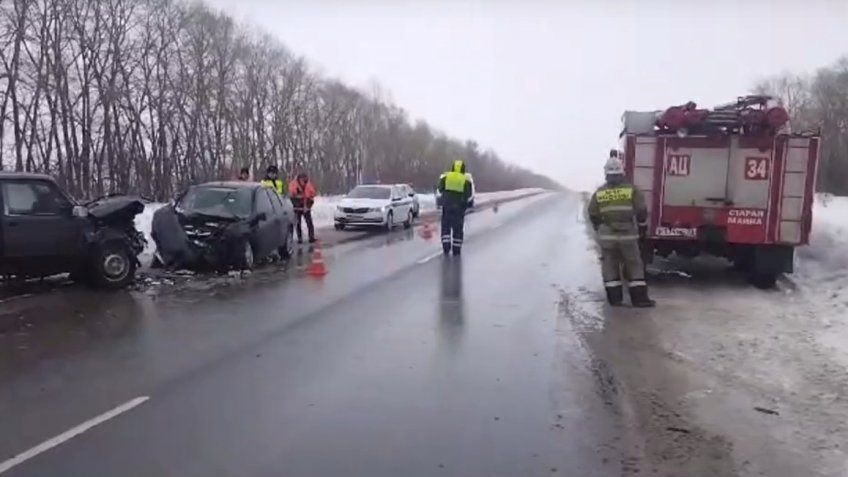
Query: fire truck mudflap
[[620, 96, 819, 288]]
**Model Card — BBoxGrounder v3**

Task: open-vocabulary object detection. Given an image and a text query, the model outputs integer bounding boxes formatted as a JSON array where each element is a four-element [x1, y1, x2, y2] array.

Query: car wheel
[[385, 211, 394, 232], [334, 223, 345, 231], [750, 272, 777, 290], [92, 243, 136, 289], [279, 225, 294, 259], [403, 210, 413, 229], [238, 240, 255, 270]]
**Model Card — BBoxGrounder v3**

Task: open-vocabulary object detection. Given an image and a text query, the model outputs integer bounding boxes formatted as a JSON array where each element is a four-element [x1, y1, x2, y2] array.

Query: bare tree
[[756, 58, 848, 194], [0, 0, 561, 198]]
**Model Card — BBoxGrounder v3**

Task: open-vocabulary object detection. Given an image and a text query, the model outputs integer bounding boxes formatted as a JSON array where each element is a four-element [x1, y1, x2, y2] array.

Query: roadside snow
[[135, 202, 164, 268], [797, 194, 848, 274], [133, 188, 545, 268], [310, 188, 544, 229]]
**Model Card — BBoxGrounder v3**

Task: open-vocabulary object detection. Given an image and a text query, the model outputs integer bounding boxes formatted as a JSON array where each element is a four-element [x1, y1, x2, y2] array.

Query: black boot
[[443, 243, 451, 255], [452, 246, 461, 256], [630, 286, 656, 308], [605, 286, 623, 306]]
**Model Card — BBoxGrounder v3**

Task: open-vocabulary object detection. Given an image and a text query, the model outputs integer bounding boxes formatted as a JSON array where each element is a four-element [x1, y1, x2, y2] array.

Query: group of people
[[234, 157, 652, 308], [238, 164, 318, 244]]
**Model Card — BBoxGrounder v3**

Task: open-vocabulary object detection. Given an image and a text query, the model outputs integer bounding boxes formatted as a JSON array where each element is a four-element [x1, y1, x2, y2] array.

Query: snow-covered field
[[796, 194, 848, 280], [133, 188, 545, 267]]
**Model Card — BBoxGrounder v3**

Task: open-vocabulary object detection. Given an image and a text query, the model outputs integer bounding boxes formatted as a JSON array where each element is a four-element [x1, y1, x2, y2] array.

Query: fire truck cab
[[620, 95, 819, 288]]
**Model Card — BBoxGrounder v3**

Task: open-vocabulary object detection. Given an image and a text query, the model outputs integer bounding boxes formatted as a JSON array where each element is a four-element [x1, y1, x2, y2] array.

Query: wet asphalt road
[[0, 193, 627, 477]]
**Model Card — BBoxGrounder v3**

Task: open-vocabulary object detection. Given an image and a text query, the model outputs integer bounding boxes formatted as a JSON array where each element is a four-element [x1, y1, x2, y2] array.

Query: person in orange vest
[[289, 172, 317, 243]]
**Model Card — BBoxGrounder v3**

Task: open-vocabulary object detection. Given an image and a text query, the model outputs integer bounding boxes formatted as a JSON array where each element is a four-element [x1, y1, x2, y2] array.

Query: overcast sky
[[204, 0, 848, 191]]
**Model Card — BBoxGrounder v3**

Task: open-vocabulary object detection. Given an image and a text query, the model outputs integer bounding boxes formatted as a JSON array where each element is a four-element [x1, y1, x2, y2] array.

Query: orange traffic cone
[[420, 216, 435, 240], [307, 243, 328, 277]]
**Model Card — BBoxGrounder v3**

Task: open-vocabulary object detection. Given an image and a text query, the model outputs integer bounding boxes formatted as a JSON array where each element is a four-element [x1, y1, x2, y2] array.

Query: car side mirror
[[71, 205, 88, 218], [250, 212, 267, 225], [408, 193, 414, 197]]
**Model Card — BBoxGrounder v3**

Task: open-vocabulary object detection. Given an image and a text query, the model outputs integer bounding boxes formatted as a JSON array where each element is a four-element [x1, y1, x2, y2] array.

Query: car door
[[391, 186, 410, 219], [1, 179, 87, 265], [265, 188, 288, 249], [253, 188, 277, 257], [406, 185, 418, 213], [272, 192, 293, 234]]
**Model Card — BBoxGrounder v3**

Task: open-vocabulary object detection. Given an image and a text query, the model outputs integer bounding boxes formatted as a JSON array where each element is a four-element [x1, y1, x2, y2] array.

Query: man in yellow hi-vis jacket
[[438, 160, 473, 256], [587, 152, 655, 307]]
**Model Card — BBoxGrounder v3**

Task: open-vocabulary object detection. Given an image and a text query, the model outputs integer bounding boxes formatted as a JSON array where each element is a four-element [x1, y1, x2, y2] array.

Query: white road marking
[[417, 251, 444, 264], [0, 396, 150, 474]]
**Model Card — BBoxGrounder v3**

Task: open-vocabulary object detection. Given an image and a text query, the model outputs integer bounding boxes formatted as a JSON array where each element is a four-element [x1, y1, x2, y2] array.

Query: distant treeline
[[0, 0, 561, 200], [755, 56, 848, 195]]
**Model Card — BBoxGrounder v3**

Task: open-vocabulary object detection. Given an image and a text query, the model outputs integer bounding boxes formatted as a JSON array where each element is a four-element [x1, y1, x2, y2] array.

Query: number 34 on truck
[[619, 95, 820, 288]]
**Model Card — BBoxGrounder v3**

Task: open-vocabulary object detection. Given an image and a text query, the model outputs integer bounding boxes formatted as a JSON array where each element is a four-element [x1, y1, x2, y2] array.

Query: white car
[[396, 183, 420, 218], [334, 184, 415, 231], [435, 172, 475, 209]]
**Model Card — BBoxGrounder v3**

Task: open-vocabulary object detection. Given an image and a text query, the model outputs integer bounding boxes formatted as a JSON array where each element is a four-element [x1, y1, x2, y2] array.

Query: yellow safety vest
[[444, 171, 467, 193], [261, 179, 285, 195]]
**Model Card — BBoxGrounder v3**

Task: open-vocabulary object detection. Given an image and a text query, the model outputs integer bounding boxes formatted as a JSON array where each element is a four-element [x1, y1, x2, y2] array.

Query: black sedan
[[152, 182, 294, 271]]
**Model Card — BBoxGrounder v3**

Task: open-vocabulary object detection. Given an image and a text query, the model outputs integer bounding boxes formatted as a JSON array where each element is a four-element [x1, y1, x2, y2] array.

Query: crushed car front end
[[152, 207, 253, 272]]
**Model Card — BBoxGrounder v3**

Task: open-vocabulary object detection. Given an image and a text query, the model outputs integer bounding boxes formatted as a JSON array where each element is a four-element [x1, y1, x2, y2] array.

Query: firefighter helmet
[[604, 157, 625, 175]]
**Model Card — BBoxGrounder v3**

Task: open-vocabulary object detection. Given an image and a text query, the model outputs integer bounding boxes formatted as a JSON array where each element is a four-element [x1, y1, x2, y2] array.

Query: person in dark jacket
[[238, 167, 250, 181], [438, 160, 473, 256], [288, 172, 317, 243]]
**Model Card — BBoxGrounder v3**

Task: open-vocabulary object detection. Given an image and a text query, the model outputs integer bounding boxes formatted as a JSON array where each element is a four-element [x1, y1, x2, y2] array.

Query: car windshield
[[347, 186, 391, 199], [177, 186, 253, 219]]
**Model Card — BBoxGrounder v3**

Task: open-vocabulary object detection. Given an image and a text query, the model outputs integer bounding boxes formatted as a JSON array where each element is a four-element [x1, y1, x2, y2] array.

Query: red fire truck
[[620, 95, 820, 288]]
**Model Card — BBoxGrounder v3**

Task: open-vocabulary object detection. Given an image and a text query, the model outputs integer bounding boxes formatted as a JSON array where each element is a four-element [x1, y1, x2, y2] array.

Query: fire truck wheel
[[751, 272, 777, 290]]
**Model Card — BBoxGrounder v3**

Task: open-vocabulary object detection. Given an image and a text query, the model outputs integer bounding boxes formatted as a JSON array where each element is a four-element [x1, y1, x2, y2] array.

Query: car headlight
[[369, 207, 383, 212], [336, 206, 345, 212]]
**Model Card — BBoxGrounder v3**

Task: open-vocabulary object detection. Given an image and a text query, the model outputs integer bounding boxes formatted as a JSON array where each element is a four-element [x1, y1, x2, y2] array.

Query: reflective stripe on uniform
[[595, 187, 633, 203], [629, 280, 647, 287], [604, 280, 622, 288], [598, 234, 639, 241], [598, 205, 634, 213]]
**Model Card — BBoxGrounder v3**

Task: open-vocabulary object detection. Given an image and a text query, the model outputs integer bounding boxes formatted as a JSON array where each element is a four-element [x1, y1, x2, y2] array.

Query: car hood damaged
[[84, 195, 147, 267], [86, 195, 146, 225], [151, 205, 252, 272]]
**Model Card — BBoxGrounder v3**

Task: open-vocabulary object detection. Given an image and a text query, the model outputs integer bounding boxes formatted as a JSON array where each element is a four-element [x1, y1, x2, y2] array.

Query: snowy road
[[1, 193, 848, 476]]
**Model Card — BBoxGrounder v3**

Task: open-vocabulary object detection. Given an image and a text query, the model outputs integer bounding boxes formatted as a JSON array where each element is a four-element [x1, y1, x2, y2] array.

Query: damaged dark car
[[152, 182, 294, 272], [0, 172, 146, 289]]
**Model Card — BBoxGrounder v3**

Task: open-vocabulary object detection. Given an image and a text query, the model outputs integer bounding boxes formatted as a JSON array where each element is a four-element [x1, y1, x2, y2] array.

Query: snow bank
[[134, 202, 164, 268], [477, 188, 546, 202], [309, 188, 544, 229], [798, 194, 848, 273]]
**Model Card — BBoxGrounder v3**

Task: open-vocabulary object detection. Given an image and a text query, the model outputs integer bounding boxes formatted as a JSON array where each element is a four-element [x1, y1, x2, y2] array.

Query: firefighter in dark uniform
[[438, 160, 473, 256], [260, 164, 286, 196], [588, 152, 656, 307]]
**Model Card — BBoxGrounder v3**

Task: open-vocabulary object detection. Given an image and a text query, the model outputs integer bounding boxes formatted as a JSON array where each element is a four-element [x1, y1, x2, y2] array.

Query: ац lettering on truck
[[619, 95, 820, 288]]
